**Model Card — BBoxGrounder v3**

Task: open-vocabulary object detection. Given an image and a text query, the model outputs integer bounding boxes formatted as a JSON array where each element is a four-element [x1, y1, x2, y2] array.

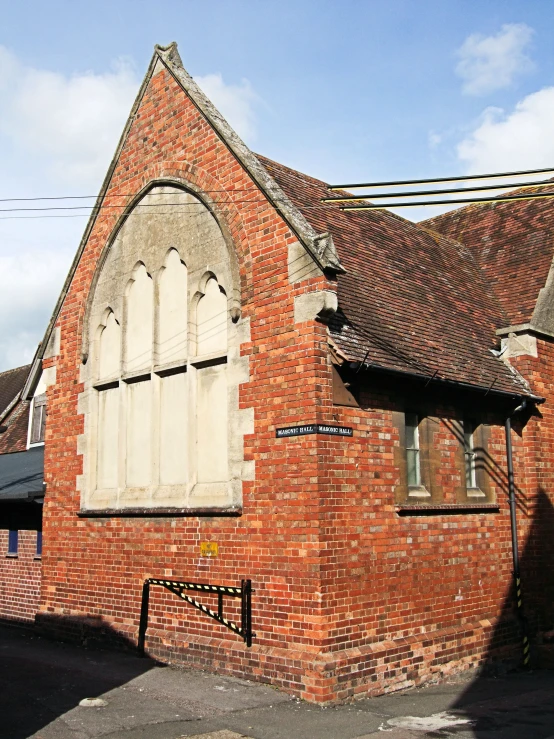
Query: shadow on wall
[[448, 488, 554, 737], [0, 616, 159, 739]]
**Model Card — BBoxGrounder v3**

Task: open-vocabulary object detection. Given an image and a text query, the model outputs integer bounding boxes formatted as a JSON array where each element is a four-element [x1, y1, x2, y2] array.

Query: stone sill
[[78, 506, 242, 518], [396, 503, 499, 516]]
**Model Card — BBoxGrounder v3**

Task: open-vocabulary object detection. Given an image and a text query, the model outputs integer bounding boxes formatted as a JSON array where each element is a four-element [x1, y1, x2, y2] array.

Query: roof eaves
[[0, 390, 21, 426], [347, 356, 544, 405]]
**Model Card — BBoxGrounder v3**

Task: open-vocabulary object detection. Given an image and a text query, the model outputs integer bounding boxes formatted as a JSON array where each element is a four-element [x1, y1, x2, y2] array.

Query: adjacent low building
[[0, 363, 45, 624]]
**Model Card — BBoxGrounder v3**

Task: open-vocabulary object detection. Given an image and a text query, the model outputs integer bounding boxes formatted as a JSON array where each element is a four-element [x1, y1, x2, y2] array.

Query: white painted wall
[[97, 387, 119, 489], [125, 379, 152, 487], [158, 249, 188, 365], [159, 371, 188, 485], [197, 363, 228, 483], [98, 312, 120, 380], [126, 265, 153, 373], [197, 278, 227, 355]]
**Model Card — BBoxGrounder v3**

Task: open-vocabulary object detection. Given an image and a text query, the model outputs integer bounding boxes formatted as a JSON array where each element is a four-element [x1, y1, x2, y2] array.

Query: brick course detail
[[0, 530, 41, 624]]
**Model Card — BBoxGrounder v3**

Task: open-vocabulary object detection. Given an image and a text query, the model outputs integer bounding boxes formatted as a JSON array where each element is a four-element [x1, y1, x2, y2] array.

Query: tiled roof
[[420, 182, 554, 326], [257, 155, 530, 397], [0, 364, 30, 418], [0, 399, 30, 455]]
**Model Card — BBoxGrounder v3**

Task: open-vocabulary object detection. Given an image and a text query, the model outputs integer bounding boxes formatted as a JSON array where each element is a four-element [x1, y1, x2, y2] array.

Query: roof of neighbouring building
[[0, 446, 44, 500], [420, 182, 554, 327], [0, 364, 30, 418], [257, 155, 531, 398], [0, 364, 32, 455]]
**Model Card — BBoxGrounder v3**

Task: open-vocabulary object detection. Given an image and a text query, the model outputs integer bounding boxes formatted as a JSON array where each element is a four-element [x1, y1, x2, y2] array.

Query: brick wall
[[312, 377, 521, 700], [39, 63, 334, 698], [510, 339, 554, 642], [37, 58, 553, 703], [0, 529, 41, 624]]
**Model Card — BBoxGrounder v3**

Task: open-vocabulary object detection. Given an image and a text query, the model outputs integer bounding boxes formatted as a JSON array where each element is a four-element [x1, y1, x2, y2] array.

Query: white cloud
[[457, 86, 554, 173], [194, 73, 259, 141], [0, 48, 261, 370], [0, 46, 139, 187], [456, 23, 534, 96], [0, 247, 70, 370]]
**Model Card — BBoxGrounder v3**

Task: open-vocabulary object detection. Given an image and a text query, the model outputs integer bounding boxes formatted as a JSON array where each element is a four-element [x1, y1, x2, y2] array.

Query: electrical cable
[[340, 189, 554, 211], [321, 179, 554, 203], [328, 165, 554, 191]]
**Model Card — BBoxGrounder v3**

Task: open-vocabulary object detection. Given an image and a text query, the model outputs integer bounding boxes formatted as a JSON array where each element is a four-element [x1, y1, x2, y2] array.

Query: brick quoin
[[35, 48, 554, 703]]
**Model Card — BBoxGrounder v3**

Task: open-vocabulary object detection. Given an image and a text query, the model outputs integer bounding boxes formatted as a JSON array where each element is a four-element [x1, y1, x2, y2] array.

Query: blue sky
[[1, 0, 554, 369]]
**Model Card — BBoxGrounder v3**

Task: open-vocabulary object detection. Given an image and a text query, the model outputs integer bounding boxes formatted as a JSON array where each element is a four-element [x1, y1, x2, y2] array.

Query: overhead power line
[[0, 200, 269, 214], [322, 179, 554, 203], [328, 165, 554, 191], [340, 189, 554, 211], [0, 189, 260, 203]]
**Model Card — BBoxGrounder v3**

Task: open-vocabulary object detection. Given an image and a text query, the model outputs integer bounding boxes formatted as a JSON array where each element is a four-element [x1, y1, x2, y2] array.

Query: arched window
[[80, 184, 251, 513]]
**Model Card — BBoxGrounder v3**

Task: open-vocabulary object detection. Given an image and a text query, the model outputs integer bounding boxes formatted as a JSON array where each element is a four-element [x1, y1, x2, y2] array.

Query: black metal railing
[[137, 577, 254, 654]]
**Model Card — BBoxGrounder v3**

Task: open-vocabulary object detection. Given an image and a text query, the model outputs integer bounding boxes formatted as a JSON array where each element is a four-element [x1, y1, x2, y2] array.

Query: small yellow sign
[[200, 541, 219, 557]]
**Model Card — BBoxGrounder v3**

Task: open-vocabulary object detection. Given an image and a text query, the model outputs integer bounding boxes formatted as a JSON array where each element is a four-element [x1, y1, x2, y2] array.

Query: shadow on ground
[[0, 617, 158, 739], [447, 487, 554, 738]]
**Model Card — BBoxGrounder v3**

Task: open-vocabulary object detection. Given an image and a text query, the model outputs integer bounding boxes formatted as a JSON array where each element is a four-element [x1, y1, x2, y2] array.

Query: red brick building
[[18, 43, 554, 702]]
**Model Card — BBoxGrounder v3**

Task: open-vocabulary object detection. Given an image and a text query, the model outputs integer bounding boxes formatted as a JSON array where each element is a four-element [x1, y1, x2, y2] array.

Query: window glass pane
[[30, 403, 42, 443], [36, 531, 42, 557], [407, 449, 420, 487], [464, 421, 477, 488], [405, 413, 418, 449], [465, 452, 476, 488], [8, 530, 18, 555], [39, 405, 46, 442]]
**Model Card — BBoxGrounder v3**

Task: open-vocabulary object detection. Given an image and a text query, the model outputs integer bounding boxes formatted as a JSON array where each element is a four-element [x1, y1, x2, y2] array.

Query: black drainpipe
[[505, 403, 530, 668]]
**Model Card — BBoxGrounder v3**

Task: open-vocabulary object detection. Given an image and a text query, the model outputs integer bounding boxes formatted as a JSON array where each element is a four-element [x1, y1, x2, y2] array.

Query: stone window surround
[[77, 181, 254, 516], [393, 410, 494, 507]]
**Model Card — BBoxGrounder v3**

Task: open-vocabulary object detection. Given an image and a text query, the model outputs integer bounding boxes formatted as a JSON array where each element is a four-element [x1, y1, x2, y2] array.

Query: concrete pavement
[[1, 624, 554, 739]]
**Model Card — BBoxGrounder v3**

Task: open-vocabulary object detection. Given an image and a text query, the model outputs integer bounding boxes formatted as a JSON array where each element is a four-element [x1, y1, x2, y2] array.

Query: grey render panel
[[0, 447, 44, 500]]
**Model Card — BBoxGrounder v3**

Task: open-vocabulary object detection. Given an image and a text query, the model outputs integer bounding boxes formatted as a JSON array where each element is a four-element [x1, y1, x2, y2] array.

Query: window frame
[[458, 419, 491, 501], [393, 410, 436, 503], [29, 393, 47, 446]]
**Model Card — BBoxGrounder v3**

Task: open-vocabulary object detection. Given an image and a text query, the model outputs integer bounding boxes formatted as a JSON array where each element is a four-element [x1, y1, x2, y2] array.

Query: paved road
[[1, 625, 554, 739]]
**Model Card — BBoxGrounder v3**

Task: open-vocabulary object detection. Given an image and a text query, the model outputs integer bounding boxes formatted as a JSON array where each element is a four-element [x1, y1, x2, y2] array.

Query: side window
[[459, 420, 492, 501], [392, 411, 438, 504], [36, 531, 43, 558], [463, 421, 478, 489], [30, 394, 46, 444], [405, 413, 421, 488]]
